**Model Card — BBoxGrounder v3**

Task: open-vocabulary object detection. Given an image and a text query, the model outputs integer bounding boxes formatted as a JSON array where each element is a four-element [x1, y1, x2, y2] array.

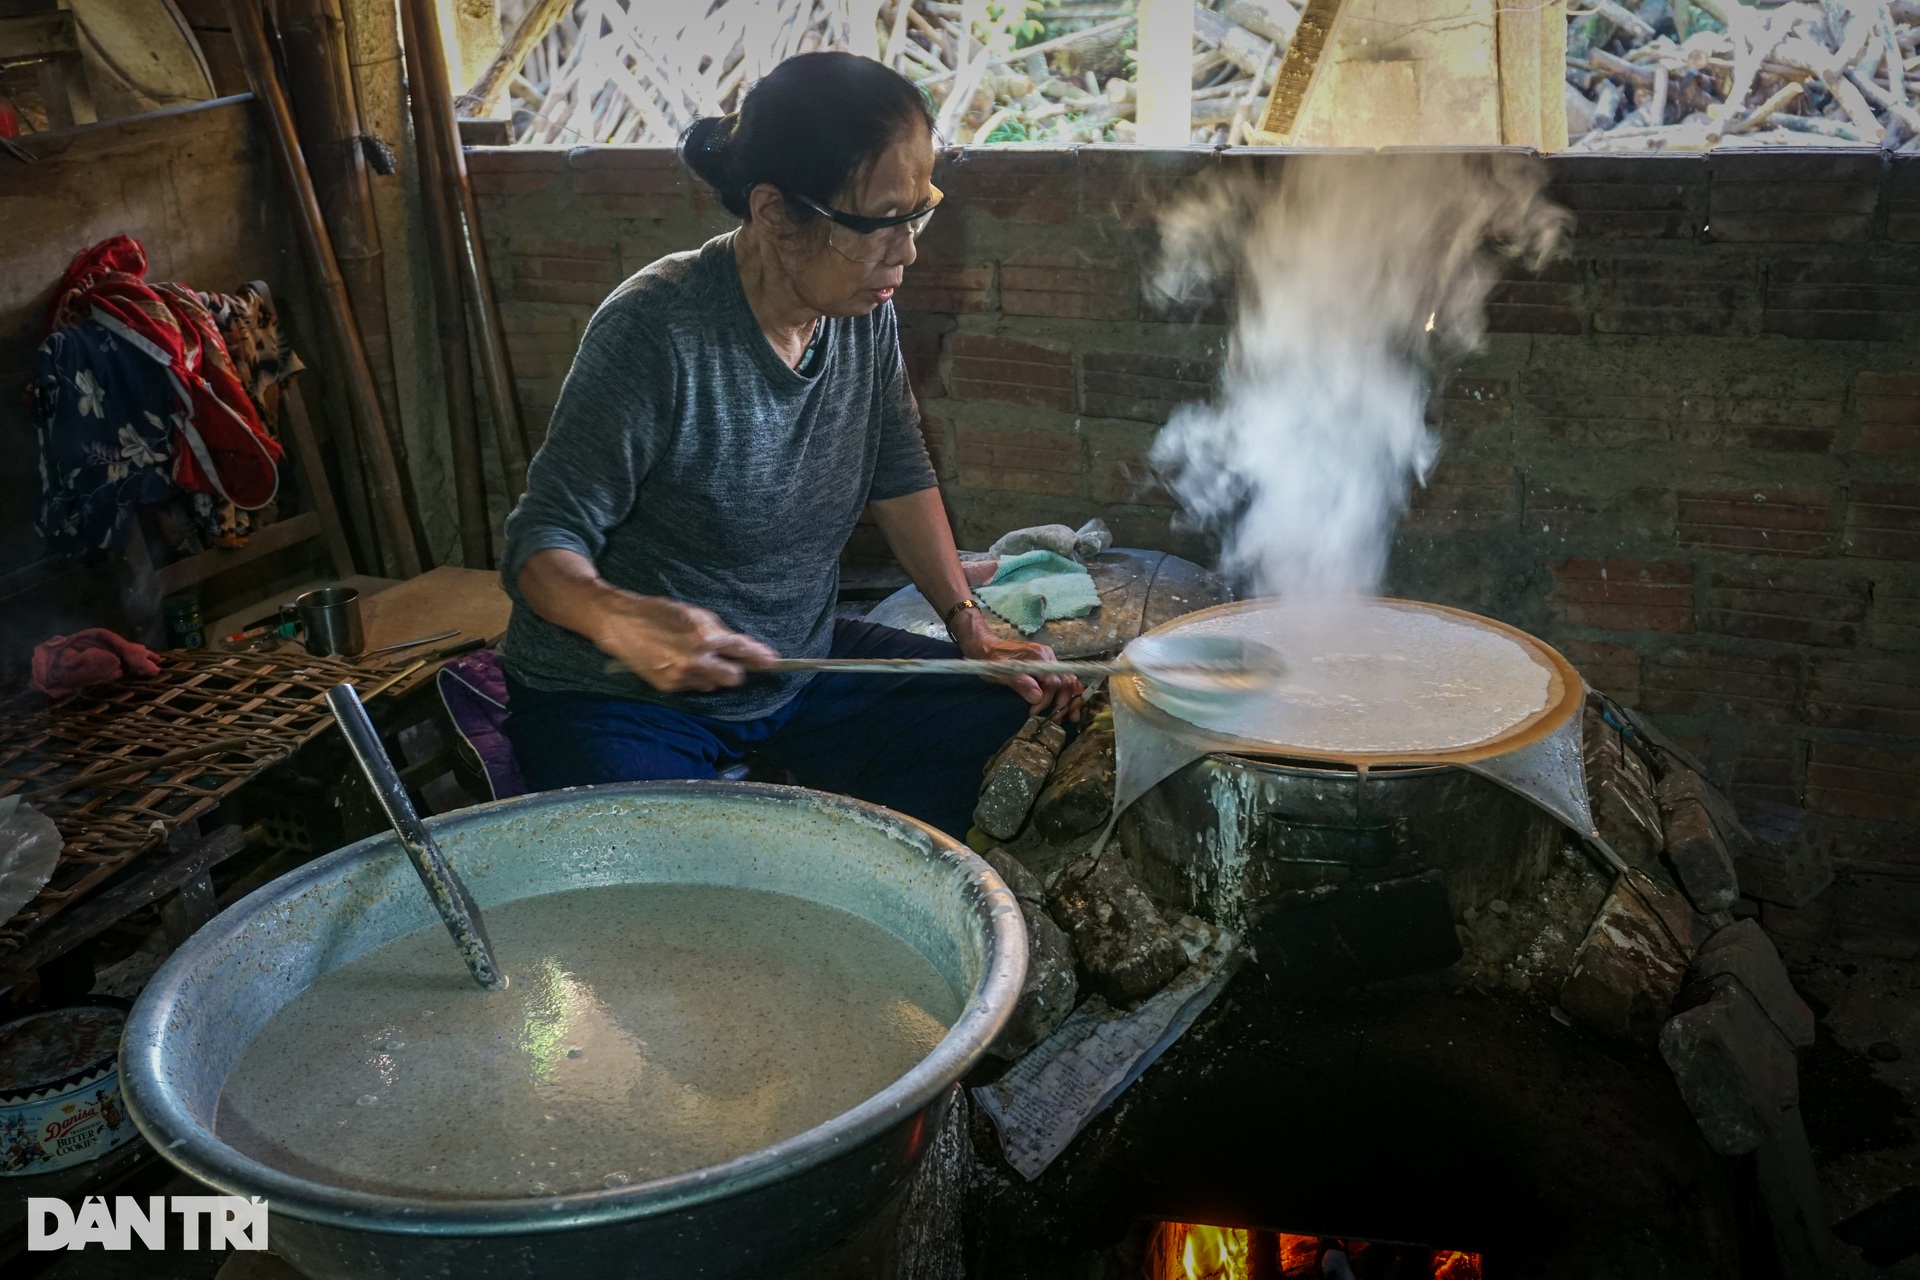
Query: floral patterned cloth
[[30, 318, 178, 554], [192, 282, 305, 546], [39, 235, 282, 512]]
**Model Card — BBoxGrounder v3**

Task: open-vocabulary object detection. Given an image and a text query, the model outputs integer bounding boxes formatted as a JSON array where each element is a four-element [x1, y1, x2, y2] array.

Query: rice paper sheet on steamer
[[1108, 598, 1596, 844]]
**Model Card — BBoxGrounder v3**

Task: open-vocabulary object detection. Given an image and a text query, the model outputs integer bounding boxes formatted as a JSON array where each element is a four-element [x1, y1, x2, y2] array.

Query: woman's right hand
[[590, 595, 779, 693]]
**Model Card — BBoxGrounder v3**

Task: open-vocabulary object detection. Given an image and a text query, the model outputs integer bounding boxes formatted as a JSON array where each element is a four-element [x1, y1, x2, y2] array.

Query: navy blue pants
[[503, 621, 1032, 836]]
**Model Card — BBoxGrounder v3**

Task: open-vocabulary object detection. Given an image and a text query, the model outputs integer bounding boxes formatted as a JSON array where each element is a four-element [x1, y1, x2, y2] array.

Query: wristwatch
[[941, 597, 980, 626]]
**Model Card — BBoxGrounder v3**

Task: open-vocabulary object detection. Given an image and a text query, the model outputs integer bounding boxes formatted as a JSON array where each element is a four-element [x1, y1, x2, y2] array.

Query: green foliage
[[984, 116, 1036, 143], [980, 0, 1046, 51]]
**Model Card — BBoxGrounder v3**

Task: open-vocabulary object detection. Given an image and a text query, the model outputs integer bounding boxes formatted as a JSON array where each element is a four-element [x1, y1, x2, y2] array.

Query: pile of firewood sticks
[[1567, 0, 1920, 151], [474, 0, 1919, 153], [482, 0, 1296, 146]]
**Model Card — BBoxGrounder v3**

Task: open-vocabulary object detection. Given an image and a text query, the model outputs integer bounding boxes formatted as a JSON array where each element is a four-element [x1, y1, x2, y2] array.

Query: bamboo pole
[[401, 0, 533, 503], [406, 14, 493, 567], [276, 0, 435, 570], [1255, 0, 1345, 140], [225, 0, 422, 578], [468, 0, 572, 116]]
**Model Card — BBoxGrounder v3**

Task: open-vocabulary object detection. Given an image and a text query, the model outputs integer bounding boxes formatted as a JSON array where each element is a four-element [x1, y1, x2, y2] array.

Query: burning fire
[[1154, 1223, 1250, 1279], [1149, 1223, 1484, 1280]]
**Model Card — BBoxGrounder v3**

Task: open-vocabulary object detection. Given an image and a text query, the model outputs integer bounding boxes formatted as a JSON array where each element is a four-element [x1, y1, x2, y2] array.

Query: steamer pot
[[1120, 755, 1565, 991], [121, 782, 1027, 1280], [1122, 754, 1565, 928]]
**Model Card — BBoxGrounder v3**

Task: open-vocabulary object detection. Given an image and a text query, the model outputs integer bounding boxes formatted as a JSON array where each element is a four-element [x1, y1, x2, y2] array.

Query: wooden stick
[[469, 0, 572, 115], [276, 0, 431, 572], [1587, 47, 1654, 90], [1848, 63, 1920, 135], [399, 12, 491, 566], [1256, 0, 1344, 139], [1731, 80, 1805, 132], [917, 16, 1134, 85], [884, 0, 913, 70], [225, 0, 422, 578], [283, 378, 359, 578], [400, 0, 533, 503], [1592, 0, 1655, 41], [1827, 70, 1887, 140], [1878, 9, 1910, 105]]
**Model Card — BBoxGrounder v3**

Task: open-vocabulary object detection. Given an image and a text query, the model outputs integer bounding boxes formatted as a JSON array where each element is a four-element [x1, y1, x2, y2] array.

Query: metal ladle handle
[[326, 683, 507, 991]]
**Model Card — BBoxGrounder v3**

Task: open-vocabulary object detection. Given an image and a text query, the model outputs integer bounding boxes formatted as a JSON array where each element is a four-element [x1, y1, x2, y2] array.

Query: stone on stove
[[1583, 709, 1664, 872], [1730, 804, 1833, 909], [974, 717, 1068, 842], [1656, 784, 1740, 915], [1559, 869, 1694, 1045], [1691, 919, 1815, 1050], [1047, 854, 1190, 1004], [982, 848, 1079, 1059], [1659, 972, 1799, 1156], [1032, 721, 1115, 842], [1654, 764, 1747, 838]]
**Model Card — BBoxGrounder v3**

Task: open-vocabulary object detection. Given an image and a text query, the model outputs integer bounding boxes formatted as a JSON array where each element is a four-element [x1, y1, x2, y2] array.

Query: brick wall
[[468, 144, 1920, 954]]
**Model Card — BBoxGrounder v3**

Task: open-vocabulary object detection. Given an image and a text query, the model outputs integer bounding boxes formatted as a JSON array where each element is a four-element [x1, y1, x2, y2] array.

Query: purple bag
[[436, 649, 525, 800]]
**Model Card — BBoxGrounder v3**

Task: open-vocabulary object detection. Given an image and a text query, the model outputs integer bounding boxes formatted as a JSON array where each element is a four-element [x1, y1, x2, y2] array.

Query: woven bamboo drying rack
[[0, 648, 431, 951]]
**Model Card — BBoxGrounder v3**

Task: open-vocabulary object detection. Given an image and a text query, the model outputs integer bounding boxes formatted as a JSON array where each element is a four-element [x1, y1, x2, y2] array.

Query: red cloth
[[42, 236, 283, 510], [31, 629, 162, 701]]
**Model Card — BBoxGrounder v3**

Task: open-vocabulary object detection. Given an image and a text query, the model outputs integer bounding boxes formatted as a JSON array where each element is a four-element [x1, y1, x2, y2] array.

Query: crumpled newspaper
[[972, 918, 1243, 1180], [0, 796, 63, 924]]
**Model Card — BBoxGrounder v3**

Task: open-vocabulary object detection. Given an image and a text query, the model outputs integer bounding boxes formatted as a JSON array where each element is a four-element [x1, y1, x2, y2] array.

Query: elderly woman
[[500, 53, 1079, 836]]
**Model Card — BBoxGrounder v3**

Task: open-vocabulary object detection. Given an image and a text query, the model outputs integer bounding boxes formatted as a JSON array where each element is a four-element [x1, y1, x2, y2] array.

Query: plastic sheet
[[0, 797, 63, 925]]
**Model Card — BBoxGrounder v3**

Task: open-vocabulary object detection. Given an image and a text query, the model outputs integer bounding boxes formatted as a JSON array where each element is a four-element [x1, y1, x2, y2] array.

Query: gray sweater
[[499, 234, 936, 720]]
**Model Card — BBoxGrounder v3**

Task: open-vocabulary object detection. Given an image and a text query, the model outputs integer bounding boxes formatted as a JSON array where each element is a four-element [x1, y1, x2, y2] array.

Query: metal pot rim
[[121, 780, 1027, 1236]]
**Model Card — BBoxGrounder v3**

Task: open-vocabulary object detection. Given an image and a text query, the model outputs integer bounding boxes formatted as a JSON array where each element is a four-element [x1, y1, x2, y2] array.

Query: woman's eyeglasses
[[788, 186, 943, 263]]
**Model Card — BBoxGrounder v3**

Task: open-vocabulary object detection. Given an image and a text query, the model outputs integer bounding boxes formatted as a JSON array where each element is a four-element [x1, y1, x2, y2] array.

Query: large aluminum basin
[[122, 782, 1027, 1279]]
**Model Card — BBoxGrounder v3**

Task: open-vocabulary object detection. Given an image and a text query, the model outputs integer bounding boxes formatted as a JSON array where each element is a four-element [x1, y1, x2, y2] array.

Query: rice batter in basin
[[214, 884, 957, 1199], [119, 783, 1028, 1280]]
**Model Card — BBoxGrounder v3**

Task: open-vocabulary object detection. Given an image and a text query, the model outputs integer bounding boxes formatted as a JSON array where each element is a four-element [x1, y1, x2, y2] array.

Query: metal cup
[[296, 586, 365, 657]]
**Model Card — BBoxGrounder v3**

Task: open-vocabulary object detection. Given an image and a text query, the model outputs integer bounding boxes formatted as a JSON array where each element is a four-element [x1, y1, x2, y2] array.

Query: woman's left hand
[[950, 613, 1082, 723]]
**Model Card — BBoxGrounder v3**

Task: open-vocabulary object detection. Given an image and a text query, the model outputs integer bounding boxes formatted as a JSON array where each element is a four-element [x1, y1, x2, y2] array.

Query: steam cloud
[[1148, 155, 1569, 601]]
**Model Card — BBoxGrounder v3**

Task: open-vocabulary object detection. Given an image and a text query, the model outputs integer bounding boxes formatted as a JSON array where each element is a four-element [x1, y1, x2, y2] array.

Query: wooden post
[[1255, 0, 1346, 141], [225, 0, 422, 578], [404, 18, 493, 569], [342, 0, 463, 565], [401, 0, 533, 503], [1497, 0, 1569, 150], [438, 0, 501, 93], [283, 380, 359, 579], [276, 0, 434, 569], [1137, 0, 1196, 145]]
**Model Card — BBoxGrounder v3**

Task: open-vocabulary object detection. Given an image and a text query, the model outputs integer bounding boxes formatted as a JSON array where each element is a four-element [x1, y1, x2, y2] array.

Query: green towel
[[976, 550, 1101, 636]]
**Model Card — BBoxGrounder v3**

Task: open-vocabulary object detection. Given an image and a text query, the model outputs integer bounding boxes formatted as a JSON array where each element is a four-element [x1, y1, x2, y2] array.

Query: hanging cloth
[[191, 281, 307, 545], [29, 319, 178, 555], [42, 236, 283, 510]]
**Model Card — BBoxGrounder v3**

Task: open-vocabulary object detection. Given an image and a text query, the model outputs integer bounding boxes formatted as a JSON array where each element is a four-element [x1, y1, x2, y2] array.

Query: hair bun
[[681, 114, 738, 184]]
